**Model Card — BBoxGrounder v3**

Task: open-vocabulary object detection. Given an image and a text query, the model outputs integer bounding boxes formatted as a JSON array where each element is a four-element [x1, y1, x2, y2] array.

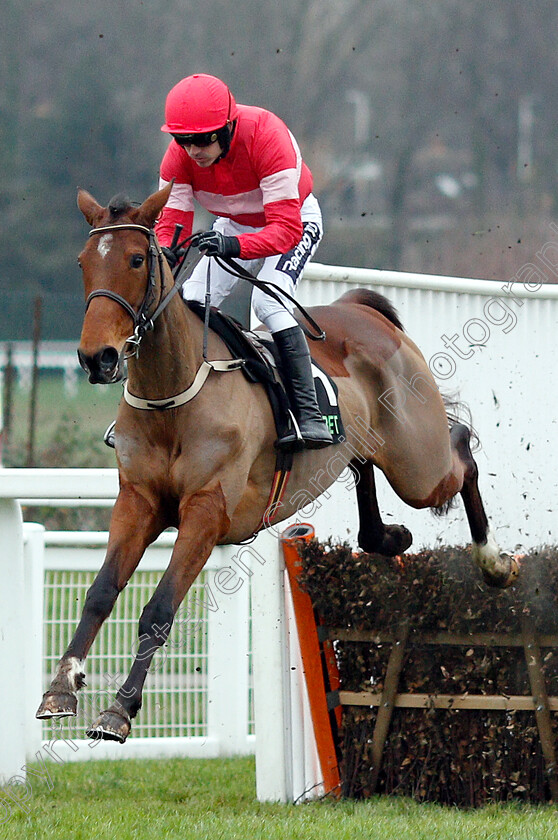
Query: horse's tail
[[442, 392, 480, 450], [336, 288, 404, 332], [430, 391, 480, 518]]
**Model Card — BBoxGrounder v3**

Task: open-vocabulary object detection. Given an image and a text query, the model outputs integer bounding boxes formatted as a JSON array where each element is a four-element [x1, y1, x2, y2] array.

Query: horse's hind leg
[[349, 459, 413, 556], [450, 423, 519, 587]]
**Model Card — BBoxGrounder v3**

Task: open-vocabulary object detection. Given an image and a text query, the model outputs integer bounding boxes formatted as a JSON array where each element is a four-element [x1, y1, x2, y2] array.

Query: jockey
[[155, 73, 333, 451]]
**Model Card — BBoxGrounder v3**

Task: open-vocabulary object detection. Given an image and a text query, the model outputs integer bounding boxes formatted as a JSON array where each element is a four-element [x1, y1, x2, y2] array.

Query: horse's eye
[[77, 258, 82, 268], [130, 254, 145, 269]]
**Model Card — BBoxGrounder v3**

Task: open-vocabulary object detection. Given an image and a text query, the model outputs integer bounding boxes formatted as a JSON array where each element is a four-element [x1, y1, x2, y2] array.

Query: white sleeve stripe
[[159, 177, 195, 212], [260, 168, 300, 204], [287, 130, 303, 180]]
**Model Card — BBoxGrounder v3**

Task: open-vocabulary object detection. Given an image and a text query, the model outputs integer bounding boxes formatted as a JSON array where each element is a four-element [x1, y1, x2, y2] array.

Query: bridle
[[83, 220, 325, 423], [84, 220, 325, 363], [86, 223, 167, 358]]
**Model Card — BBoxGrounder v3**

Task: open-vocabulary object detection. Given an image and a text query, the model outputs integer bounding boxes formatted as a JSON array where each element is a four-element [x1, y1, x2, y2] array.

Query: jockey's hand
[[191, 230, 241, 258], [161, 246, 178, 269]]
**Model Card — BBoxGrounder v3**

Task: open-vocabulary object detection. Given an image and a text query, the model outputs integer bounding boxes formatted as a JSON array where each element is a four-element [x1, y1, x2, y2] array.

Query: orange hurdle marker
[[280, 524, 341, 798]]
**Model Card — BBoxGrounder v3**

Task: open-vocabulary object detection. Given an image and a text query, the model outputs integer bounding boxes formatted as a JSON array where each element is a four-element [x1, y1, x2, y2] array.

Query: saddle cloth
[[186, 300, 344, 445]]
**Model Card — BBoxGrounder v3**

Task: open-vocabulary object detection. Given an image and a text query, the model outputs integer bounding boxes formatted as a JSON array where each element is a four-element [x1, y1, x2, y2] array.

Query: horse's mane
[[337, 288, 404, 331], [108, 193, 134, 219]]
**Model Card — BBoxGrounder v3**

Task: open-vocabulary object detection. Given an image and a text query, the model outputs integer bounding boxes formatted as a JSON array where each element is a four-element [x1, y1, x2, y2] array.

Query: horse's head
[[76, 182, 172, 384]]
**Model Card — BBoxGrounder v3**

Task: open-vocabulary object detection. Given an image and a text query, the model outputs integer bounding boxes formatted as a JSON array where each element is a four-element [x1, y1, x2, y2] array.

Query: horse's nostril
[[77, 346, 121, 383], [77, 348, 90, 374], [99, 347, 119, 371]]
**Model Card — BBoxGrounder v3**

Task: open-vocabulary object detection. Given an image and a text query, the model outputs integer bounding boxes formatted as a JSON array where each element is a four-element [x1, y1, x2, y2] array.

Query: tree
[[2, 0, 558, 312]]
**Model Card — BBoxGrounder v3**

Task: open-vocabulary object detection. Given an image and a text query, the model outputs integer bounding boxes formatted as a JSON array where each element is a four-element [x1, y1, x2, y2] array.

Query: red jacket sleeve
[[235, 118, 308, 259], [236, 198, 303, 259]]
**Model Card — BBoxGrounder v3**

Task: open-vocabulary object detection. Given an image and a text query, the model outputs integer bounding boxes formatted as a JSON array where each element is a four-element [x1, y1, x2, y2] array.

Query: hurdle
[[252, 524, 341, 802], [252, 531, 558, 804], [273, 537, 558, 804]]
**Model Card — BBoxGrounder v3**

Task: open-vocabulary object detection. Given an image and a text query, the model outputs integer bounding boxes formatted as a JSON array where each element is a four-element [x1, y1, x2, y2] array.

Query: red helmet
[[161, 74, 238, 134]]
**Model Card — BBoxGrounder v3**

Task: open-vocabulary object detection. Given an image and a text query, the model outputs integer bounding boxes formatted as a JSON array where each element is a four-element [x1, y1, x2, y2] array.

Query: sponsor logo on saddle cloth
[[311, 361, 345, 444]]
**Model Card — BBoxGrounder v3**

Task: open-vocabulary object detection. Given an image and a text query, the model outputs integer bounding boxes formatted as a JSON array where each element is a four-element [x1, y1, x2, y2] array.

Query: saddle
[[186, 300, 344, 445]]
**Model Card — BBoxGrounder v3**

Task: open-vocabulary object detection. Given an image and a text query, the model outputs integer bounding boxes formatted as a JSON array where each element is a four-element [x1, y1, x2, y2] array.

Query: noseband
[[86, 223, 165, 356]]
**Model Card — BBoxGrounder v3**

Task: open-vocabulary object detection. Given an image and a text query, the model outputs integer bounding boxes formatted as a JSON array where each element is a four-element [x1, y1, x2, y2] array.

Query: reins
[[83, 221, 305, 526], [85, 221, 326, 367], [168, 234, 326, 341], [85, 222, 244, 411], [215, 255, 326, 342]]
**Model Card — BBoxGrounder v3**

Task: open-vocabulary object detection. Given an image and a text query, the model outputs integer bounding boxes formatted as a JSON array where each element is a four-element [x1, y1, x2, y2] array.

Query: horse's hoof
[[86, 707, 131, 743], [36, 691, 77, 719], [359, 524, 413, 557], [480, 553, 520, 589], [503, 554, 520, 586]]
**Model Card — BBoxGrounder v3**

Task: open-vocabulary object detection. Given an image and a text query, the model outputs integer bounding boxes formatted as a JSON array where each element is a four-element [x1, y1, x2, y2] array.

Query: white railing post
[[22, 523, 45, 761], [206, 545, 251, 756], [0, 499, 27, 784], [283, 573, 323, 801], [251, 529, 293, 802]]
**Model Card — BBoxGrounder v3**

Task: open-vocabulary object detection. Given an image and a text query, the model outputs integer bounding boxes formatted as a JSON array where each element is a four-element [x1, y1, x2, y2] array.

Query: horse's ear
[[135, 180, 174, 228], [77, 188, 105, 227]]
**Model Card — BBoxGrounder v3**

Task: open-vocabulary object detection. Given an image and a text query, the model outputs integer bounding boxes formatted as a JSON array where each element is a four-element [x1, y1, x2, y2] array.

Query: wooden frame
[[322, 620, 558, 799], [279, 535, 558, 801]]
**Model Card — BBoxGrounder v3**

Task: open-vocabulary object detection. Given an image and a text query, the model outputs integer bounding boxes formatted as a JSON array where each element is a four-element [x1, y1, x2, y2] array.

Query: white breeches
[[183, 194, 323, 333]]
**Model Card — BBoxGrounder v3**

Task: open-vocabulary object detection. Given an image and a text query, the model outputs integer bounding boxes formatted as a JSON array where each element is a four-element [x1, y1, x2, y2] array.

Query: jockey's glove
[[191, 230, 241, 259], [161, 246, 178, 268]]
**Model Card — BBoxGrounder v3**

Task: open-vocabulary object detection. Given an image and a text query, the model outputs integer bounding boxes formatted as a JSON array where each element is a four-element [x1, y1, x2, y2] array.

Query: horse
[[36, 182, 518, 741]]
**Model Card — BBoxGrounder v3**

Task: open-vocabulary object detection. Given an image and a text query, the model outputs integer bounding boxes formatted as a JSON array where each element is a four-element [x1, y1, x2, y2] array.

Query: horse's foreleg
[[450, 423, 519, 588], [87, 483, 230, 743], [36, 486, 162, 720], [349, 459, 413, 556]]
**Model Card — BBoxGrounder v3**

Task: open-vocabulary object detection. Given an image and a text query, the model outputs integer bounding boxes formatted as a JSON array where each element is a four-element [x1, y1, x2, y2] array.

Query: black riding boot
[[273, 326, 333, 451]]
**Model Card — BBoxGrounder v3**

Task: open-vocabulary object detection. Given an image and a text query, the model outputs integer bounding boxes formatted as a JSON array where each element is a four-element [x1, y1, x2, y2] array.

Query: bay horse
[[36, 182, 517, 741]]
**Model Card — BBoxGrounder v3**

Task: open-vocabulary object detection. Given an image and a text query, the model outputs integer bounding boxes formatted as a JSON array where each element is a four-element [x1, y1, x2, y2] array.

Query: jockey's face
[[182, 139, 223, 167]]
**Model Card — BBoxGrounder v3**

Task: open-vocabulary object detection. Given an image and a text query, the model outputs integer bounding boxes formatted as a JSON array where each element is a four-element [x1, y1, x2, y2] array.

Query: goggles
[[171, 131, 219, 148]]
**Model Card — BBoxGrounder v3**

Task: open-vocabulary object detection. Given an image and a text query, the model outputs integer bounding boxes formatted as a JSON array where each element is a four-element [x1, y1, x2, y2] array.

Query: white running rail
[[1, 259, 556, 800]]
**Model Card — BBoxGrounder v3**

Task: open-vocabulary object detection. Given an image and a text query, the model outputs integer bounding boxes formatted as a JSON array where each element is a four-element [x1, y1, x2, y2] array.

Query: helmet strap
[[214, 120, 236, 162]]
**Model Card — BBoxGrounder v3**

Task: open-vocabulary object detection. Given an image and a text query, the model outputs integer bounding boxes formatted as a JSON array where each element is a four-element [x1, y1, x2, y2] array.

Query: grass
[[3, 370, 119, 467], [4, 376, 558, 837], [3, 370, 120, 526], [2, 757, 557, 840]]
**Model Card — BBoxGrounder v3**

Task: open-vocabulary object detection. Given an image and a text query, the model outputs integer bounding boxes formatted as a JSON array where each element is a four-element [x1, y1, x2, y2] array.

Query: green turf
[[3, 375, 557, 838], [4, 371, 120, 467], [1, 757, 557, 840]]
